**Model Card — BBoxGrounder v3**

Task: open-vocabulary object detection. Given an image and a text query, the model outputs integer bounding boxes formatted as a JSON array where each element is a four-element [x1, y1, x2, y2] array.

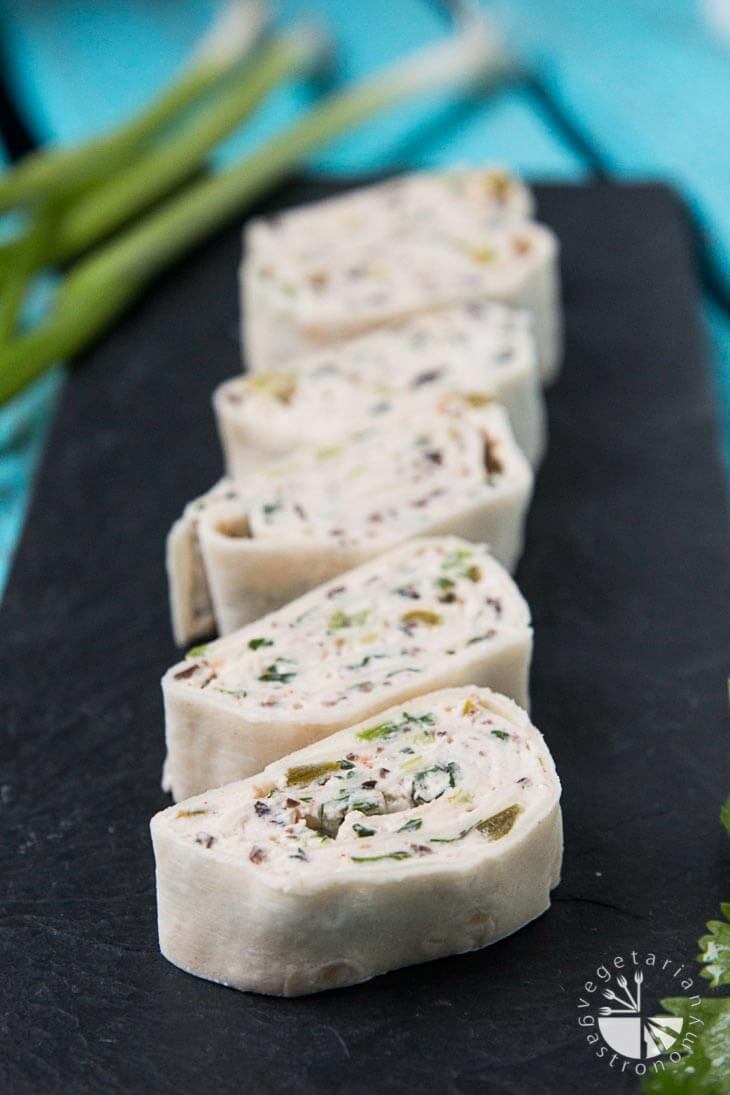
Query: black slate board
[[2, 180, 729, 1095]]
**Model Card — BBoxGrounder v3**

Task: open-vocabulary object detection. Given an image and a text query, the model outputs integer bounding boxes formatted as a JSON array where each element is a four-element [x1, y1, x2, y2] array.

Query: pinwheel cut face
[[210, 396, 521, 550], [250, 220, 543, 327], [248, 169, 533, 260], [246, 418, 487, 543], [169, 691, 554, 881], [221, 301, 533, 432], [171, 540, 527, 719]]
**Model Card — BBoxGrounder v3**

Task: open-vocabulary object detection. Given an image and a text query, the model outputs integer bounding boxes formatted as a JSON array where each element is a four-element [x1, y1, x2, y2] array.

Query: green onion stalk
[[0, 203, 60, 341], [0, 5, 506, 404], [0, 22, 326, 277], [0, 0, 269, 214]]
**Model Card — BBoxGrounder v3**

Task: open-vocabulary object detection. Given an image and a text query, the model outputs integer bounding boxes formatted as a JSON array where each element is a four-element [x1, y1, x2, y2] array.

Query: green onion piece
[[286, 761, 338, 786], [53, 26, 325, 263], [185, 642, 209, 658], [403, 712, 436, 725], [258, 667, 296, 683], [0, 0, 269, 214], [0, 5, 505, 404], [357, 720, 401, 742], [351, 851, 411, 863], [0, 203, 59, 341], [350, 800, 381, 815], [401, 610, 443, 627], [328, 609, 369, 630], [476, 804, 521, 840]]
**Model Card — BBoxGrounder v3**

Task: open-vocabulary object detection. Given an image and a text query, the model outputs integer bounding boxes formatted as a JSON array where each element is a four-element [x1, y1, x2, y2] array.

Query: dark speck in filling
[[395, 585, 420, 599], [484, 435, 504, 476], [411, 369, 442, 387], [361, 780, 377, 790], [254, 801, 271, 817], [173, 665, 198, 681]]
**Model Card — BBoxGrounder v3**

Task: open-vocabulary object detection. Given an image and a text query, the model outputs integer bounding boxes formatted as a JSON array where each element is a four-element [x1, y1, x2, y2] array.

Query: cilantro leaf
[[720, 793, 730, 839], [642, 997, 730, 1094], [641, 795, 730, 1094], [698, 903, 730, 987]]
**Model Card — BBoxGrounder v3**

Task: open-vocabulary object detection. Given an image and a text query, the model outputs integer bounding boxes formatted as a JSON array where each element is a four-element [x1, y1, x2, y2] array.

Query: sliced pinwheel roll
[[215, 301, 545, 477], [241, 172, 560, 382], [167, 396, 532, 644], [248, 167, 534, 252], [151, 686, 562, 996], [162, 538, 532, 800]]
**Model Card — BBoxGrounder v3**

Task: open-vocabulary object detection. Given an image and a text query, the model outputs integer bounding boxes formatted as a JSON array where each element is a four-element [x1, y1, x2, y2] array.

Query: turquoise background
[[1, 0, 729, 588]]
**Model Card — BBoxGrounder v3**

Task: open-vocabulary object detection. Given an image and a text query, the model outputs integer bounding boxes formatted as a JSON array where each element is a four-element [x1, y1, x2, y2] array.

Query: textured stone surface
[[1, 179, 729, 1094]]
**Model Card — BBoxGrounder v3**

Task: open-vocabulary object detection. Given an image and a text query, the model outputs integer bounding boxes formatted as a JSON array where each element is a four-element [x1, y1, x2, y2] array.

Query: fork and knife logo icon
[[595, 968, 684, 1060], [599, 970, 643, 1015]]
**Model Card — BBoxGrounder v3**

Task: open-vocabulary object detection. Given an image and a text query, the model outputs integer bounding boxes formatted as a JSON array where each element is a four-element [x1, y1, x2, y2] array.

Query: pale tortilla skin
[[152, 686, 562, 996]]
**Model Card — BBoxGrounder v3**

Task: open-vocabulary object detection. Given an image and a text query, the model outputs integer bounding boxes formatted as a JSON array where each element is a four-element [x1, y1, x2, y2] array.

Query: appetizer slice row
[[152, 686, 563, 996], [215, 300, 546, 477], [242, 172, 561, 382], [162, 538, 532, 800], [168, 395, 532, 645]]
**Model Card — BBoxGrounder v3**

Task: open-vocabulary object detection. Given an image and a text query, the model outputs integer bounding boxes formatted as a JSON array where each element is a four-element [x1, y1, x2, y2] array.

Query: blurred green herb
[[642, 795, 730, 1094], [0, 2, 505, 403]]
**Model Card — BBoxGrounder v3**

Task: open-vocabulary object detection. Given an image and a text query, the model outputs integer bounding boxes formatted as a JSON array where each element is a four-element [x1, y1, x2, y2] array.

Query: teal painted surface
[[0, 0, 728, 589], [0, 138, 63, 587], [0, 367, 62, 583]]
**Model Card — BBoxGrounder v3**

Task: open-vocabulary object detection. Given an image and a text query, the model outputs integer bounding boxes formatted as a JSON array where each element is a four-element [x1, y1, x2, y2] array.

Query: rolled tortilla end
[[242, 170, 561, 382], [162, 536, 532, 800], [151, 685, 562, 996], [214, 299, 546, 478], [168, 395, 533, 643]]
